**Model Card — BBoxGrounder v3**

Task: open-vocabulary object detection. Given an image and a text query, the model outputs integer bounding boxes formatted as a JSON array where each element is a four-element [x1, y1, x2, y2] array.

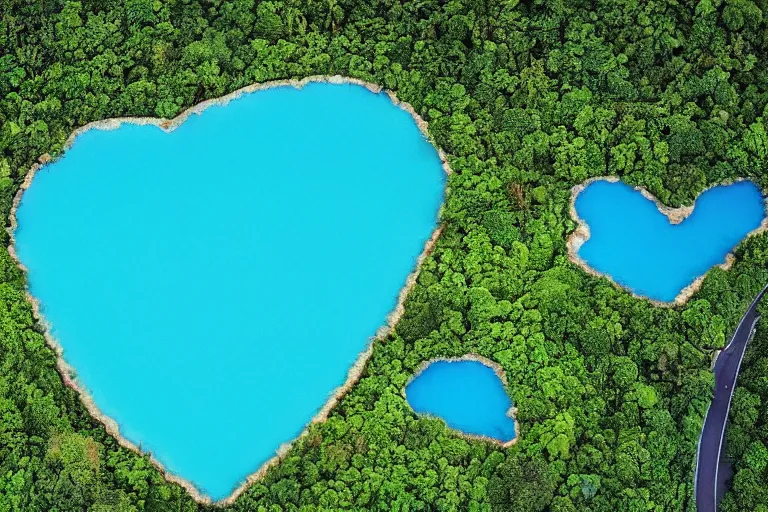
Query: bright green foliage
[[3, 0, 768, 510]]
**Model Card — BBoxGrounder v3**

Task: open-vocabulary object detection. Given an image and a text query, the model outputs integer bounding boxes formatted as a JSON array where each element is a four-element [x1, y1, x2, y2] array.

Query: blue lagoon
[[13, 81, 446, 500], [571, 179, 765, 303], [405, 358, 516, 444]]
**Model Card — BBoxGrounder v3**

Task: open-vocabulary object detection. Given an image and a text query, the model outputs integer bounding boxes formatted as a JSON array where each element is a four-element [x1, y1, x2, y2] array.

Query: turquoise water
[[405, 360, 516, 442], [575, 180, 765, 302], [14, 83, 445, 500]]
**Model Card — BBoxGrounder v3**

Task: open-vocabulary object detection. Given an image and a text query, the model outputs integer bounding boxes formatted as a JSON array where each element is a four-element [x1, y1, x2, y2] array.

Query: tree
[[488, 456, 555, 512]]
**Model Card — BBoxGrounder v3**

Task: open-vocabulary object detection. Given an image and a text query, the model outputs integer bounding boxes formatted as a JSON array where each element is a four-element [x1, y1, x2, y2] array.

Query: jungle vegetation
[[3, 0, 768, 511]]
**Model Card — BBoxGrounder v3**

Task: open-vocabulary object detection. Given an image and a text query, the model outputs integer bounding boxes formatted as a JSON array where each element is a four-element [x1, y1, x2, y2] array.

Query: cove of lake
[[13, 82, 446, 500], [574, 180, 766, 303], [405, 360, 516, 443]]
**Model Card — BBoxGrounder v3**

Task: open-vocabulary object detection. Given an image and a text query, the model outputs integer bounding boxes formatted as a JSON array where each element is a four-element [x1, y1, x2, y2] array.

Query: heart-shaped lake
[[12, 81, 446, 501], [570, 179, 766, 303]]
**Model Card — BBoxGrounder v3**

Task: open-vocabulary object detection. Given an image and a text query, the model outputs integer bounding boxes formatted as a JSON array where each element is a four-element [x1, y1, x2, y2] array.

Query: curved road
[[695, 284, 768, 512]]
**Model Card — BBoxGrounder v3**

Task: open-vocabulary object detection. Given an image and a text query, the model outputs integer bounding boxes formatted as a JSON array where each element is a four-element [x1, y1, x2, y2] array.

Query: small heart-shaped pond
[[13, 82, 445, 500], [405, 358, 516, 445], [572, 179, 766, 303]]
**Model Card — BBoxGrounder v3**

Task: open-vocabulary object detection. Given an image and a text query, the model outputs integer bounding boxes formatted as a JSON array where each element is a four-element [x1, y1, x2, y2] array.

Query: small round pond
[[13, 81, 446, 500], [572, 179, 766, 303], [405, 359, 516, 444]]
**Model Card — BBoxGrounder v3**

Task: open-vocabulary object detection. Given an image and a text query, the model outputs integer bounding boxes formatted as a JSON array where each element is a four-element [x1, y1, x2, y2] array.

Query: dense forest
[[3, 0, 768, 510]]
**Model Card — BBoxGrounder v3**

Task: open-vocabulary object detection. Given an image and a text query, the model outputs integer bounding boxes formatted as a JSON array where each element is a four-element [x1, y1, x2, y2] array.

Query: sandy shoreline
[[6, 75, 452, 506], [566, 176, 768, 308], [402, 354, 519, 449]]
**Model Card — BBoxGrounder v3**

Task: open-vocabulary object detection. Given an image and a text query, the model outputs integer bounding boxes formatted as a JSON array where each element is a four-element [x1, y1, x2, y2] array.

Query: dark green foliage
[[2, 0, 768, 510], [489, 456, 555, 511]]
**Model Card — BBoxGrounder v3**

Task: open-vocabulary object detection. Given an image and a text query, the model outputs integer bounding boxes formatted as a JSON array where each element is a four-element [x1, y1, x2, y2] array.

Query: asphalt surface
[[694, 284, 768, 512]]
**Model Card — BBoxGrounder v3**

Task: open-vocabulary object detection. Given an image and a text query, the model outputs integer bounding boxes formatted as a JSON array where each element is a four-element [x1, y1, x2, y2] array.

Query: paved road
[[695, 284, 768, 512]]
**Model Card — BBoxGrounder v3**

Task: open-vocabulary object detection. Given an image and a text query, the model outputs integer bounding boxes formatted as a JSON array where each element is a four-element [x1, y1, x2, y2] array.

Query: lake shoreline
[[403, 354, 519, 448], [6, 75, 452, 506], [566, 176, 768, 308]]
